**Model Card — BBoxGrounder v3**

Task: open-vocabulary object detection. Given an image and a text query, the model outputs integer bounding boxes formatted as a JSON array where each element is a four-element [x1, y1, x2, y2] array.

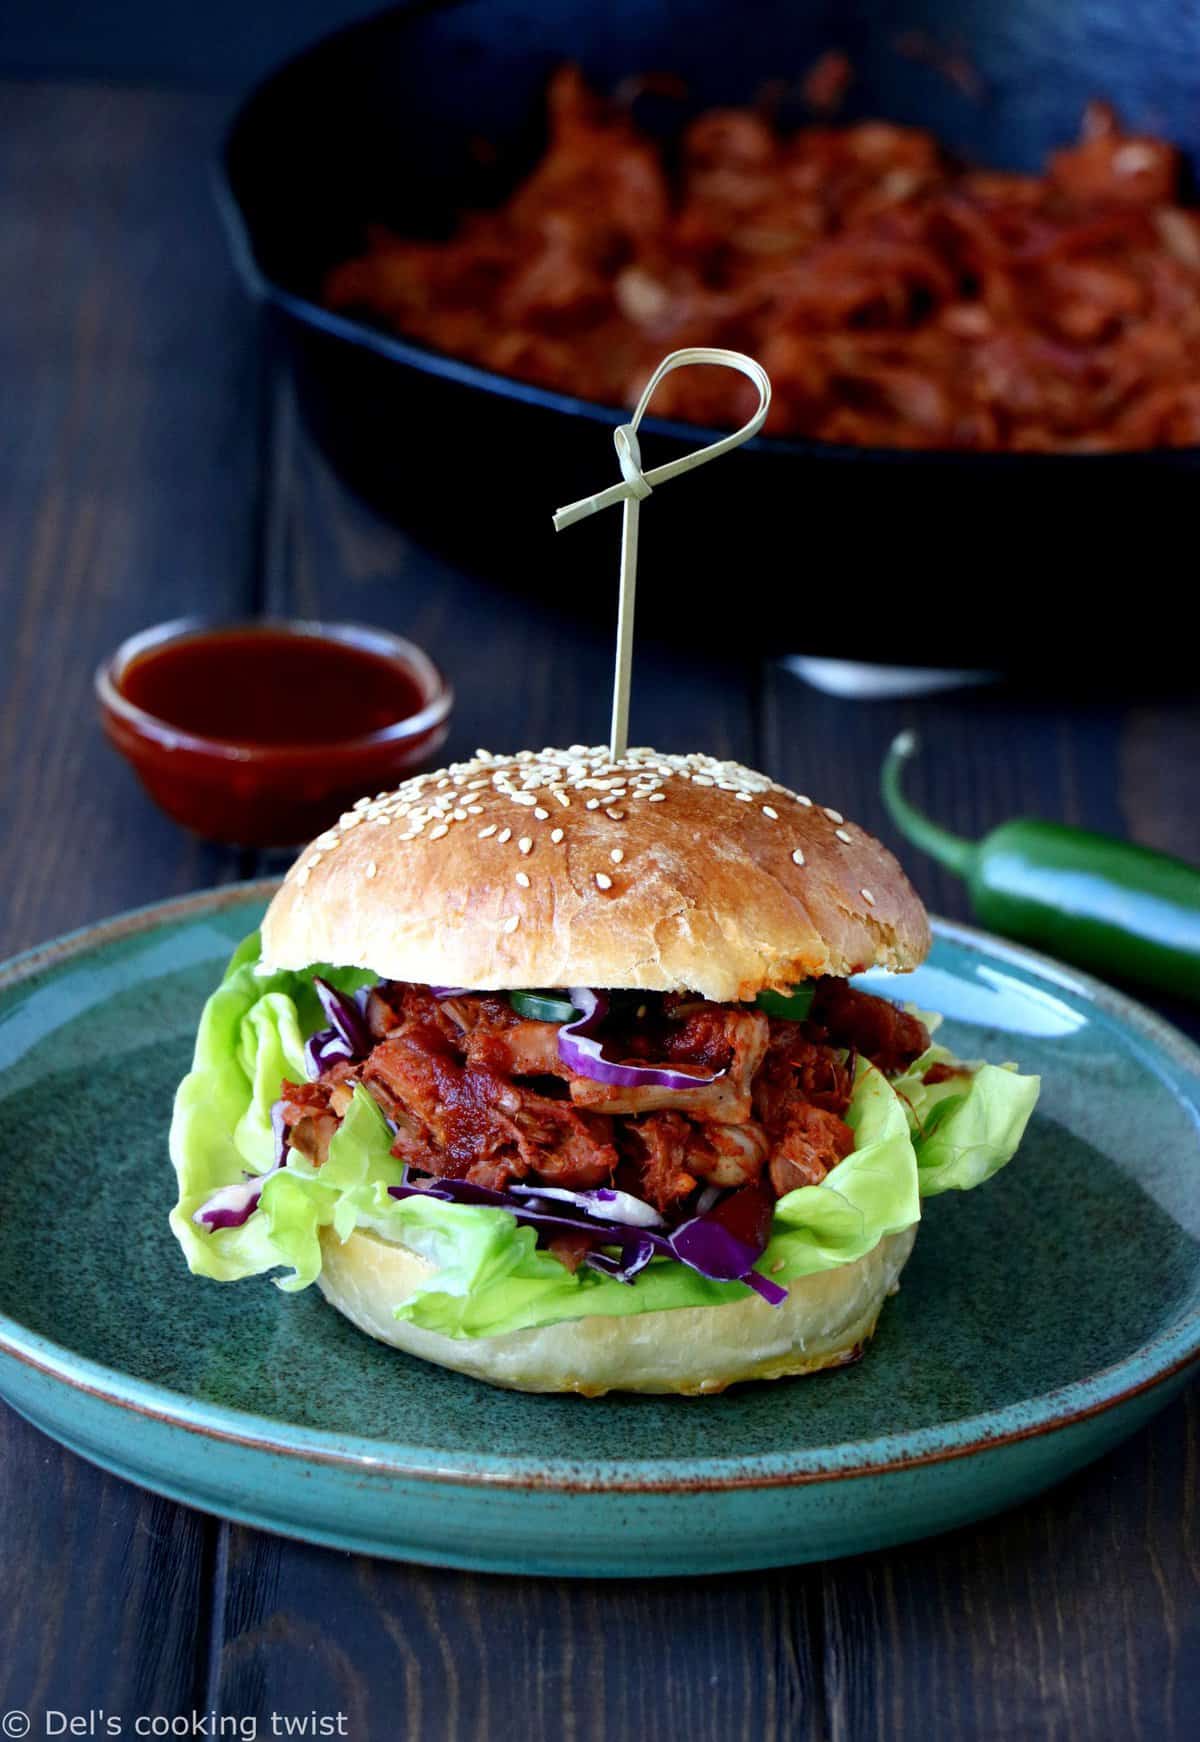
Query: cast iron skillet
[[218, 0, 1200, 664]]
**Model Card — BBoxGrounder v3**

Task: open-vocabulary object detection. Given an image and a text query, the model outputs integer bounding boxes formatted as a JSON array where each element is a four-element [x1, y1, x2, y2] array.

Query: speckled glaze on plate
[[0, 885, 1197, 1575]]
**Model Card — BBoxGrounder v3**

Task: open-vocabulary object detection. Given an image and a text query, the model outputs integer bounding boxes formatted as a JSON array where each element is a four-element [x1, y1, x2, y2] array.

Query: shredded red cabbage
[[558, 988, 728, 1092], [315, 978, 372, 1053], [388, 1170, 785, 1304], [303, 1028, 355, 1077], [673, 1184, 789, 1306], [583, 1238, 657, 1283], [194, 1102, 290, 1231], [389, 1170, 651, 1236], [431, 981, 729, 1094], [507, 1182, 665, 1228], [304, 980, 373, 1079], [192, 1177, 267, 1231], [743, 1270, 789, 1306]]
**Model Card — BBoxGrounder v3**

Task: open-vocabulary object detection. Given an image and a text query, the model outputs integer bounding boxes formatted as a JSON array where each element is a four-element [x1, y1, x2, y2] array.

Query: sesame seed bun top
[[261, 746, 931, 1002]]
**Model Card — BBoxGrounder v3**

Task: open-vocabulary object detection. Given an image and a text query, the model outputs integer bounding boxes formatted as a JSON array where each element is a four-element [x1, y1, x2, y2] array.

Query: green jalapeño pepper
[[756, 983, 816, 1020], [883, 731, 1200, 1002], [509, 991, 580, 1023]]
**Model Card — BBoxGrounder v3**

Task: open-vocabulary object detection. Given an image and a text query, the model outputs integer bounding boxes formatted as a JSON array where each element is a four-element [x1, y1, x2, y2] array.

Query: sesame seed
[[479, 824, 497, 839], [378, 750, 831, 850], [797, 795, 813, 807], [595, 872, 613, 891], [551, 827, 564, 844], [429, 824, 449, 840], [836, 828, 852, 844], [824, 807, 844, 823], [503, 914, 520, 933], [518, 837, 533, 855], [497, 828, 512, 844], [762, 805, 779, 820], [861, 887, 876, 906], [515, 871, 530, 889], [792, 848, 806, 866], [296, 868, 310, 887], [611, 848, 624, 864], [365, 861, 378, 879], [606, 807, 625, 821], [307, 854, 322, 869]]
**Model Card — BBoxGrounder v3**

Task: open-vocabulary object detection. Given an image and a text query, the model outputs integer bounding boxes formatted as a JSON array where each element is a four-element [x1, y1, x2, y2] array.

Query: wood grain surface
[[0, 79, 1197, 1742]]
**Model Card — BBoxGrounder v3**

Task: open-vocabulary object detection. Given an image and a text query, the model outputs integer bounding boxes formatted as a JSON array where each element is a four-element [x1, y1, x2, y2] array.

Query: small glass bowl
[[96, 617, 453, 848]]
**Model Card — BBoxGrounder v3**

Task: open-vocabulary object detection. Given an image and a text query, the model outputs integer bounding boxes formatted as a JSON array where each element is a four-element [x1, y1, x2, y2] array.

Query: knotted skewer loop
[[553, 347, 772, 760]]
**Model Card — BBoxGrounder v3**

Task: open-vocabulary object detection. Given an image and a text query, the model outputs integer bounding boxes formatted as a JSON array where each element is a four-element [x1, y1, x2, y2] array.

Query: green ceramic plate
[[0, 885, 1197, 1576]]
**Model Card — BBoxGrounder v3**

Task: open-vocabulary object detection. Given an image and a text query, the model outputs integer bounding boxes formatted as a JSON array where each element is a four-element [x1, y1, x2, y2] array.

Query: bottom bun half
[[315, 1222, 919, 1396]]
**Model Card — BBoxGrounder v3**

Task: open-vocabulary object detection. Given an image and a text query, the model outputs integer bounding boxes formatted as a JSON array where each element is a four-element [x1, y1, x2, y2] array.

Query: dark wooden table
[[1, 80, 1198, 1742]]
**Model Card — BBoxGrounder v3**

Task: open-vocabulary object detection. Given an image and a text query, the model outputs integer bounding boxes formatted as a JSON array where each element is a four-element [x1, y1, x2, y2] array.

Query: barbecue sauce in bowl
[[97, 619, 452, 846]]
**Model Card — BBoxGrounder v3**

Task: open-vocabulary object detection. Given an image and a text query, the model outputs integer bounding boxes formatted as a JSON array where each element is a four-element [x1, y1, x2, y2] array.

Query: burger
[[170, 745, 1039, 1395]]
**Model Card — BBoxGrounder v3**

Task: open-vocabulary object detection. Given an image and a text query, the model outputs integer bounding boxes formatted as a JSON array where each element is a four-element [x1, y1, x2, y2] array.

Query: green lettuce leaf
[[169, 938, 1035, 1338], [167, 935, 374, 1286], [890, 1036, 1040, 1196]]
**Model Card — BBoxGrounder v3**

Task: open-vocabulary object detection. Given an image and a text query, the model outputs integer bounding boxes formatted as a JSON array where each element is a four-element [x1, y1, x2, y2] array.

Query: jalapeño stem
[[881, 731, 979, 880]]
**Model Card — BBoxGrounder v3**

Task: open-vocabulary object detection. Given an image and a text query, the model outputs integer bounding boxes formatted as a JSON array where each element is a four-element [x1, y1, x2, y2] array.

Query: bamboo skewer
[[553, 347, 772, 761]]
